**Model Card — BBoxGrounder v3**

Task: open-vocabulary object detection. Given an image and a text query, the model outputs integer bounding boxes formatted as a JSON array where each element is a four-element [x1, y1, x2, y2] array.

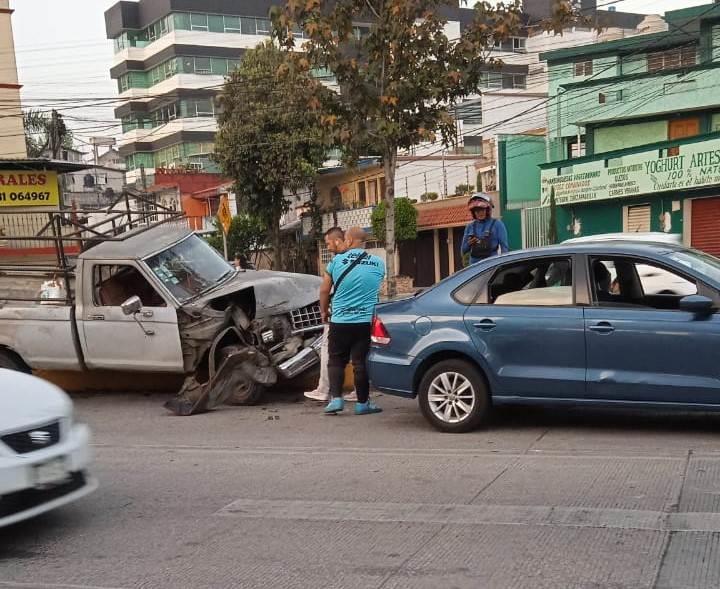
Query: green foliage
[[207, 214, 268, 259], [372, 198, 417, 243], [272, 0, 580, 290], [23, 109, 73, 158], [420, 192, 439, 202], [455, 184, 474, 196], [547, 186, 559, 245], [214, 41, 330, 268]]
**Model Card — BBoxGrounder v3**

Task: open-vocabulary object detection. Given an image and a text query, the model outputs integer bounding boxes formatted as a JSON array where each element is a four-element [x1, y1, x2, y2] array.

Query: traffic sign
[[217, 195, 232, 235]]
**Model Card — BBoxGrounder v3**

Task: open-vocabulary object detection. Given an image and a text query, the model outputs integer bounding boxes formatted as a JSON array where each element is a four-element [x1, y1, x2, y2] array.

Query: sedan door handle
[[589, 321, 615, 334], [473, 319, 497, 331], [141, 310, 154, 318], [87, 314, 105, 321]]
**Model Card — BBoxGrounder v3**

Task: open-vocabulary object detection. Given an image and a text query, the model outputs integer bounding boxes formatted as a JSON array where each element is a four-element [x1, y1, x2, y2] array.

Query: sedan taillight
[[371, 316, 391, 345]]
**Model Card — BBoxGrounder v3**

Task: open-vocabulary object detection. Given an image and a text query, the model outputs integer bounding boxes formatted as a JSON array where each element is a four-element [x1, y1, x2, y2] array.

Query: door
[[76, 262, 184, 372], [453, 228, 465, 272], [691, 197, 720, 257], [669, 117, 700, 140], [463, 256, 586, 398], [585, 255, 720, 404], [415, 231, 436, 287], [438, 228, 450, 279], [625, 204, 651, 233]]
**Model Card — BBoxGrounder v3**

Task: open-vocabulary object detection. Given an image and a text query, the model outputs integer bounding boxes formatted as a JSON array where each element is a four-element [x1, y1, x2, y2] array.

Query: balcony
[[301, 205, 376, 237]]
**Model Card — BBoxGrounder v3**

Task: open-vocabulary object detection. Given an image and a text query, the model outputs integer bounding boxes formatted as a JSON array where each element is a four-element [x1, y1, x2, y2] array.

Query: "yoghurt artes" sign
[[540, 137, 720, 206]]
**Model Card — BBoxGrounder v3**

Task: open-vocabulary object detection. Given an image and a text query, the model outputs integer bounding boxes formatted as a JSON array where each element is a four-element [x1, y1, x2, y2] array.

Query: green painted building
[[499, 3, 720, 257]]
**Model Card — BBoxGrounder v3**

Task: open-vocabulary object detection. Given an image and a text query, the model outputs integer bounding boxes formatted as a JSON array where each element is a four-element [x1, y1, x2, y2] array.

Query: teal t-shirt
[[327, 248, 385, 324]]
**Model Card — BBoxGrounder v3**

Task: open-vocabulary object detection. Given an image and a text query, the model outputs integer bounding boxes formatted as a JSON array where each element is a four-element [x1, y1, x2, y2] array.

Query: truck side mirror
[[121, 296, 143, 316]]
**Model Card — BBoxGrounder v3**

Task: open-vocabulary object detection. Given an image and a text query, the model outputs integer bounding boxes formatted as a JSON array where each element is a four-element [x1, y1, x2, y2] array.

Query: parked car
[[368, 241, 720, 432], [0, 369, 95, 527]]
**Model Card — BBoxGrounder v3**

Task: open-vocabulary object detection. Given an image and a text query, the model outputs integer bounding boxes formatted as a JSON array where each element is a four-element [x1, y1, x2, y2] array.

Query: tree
[[547, 187, 559, 245], [455, 184, 475, 196], [420, 192, 439, 202], [214, 41, 330, 269], [273, 1, 580, 295], [207, 214, 268, 261], [371, 198, 417, 243], [23, 109, 73, 158]]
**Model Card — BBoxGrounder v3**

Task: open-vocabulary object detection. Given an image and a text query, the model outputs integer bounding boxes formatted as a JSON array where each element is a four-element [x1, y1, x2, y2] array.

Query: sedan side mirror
[[679, 294, 714, 314], [121, 295, 143, 316]]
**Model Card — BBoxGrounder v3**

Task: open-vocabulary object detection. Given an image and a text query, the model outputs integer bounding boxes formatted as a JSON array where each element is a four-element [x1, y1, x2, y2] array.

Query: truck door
[[76, 262, 184, 372]]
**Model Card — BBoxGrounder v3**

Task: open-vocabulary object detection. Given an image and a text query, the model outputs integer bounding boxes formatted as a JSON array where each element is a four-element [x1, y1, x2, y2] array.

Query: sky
[[6, 0, 711, 152]]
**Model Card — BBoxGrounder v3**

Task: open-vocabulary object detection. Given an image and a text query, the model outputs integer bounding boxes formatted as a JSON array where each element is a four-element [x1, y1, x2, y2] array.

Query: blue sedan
[[368, 241, 720, 432]]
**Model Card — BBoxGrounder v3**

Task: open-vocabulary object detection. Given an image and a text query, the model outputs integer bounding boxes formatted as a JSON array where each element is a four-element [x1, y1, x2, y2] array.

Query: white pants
[[316, 324, 330, 394]]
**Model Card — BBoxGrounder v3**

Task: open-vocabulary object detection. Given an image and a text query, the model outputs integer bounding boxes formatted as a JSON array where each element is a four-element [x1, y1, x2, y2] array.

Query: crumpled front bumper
[[277, 335, 323, 380]]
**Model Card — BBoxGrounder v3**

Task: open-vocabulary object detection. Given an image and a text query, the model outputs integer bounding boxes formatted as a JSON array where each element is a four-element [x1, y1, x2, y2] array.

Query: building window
[[574, 60, 593, 77], [190, 13, 209, 31], [480, 72, 502, 89], [647, 46, 696, 73], [513, 37, 527, 53], [503, 74, 527, 89], [598, 90, 623, 104], [256, 18, 272, 35], [224, 15, 241, 33]]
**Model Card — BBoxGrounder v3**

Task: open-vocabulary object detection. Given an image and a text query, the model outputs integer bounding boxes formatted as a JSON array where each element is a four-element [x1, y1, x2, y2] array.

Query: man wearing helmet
[[461, 192, 509, 265]]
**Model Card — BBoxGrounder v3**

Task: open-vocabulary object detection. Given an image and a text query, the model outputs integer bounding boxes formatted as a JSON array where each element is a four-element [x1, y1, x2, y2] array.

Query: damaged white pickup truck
[[0, 218, 323, 415]]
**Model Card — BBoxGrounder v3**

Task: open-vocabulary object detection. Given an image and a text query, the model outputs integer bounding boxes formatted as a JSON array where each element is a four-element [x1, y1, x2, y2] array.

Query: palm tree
[[23, 109, 72, 158]]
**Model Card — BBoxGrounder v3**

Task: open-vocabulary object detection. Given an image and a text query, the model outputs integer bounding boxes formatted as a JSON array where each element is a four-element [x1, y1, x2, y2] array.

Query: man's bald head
[[346, 226, 367, 246]]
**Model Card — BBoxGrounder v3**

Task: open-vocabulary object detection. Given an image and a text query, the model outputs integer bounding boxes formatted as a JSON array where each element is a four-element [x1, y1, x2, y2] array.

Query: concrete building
[[500, 2, 720, 257], [0, 0, 27, 158]]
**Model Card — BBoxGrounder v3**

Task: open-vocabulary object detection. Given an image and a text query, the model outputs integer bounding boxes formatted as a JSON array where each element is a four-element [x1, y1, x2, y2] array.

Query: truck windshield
[[144, 235, 233, 302]]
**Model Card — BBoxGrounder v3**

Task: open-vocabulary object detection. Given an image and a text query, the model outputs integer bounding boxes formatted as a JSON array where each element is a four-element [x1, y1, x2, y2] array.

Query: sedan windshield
[[144, 235, 233, 302], [667, 249, 720, 286]]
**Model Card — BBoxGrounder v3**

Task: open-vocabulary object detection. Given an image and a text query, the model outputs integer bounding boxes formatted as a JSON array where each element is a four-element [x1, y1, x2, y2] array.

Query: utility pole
[[424, 172, 428, 196], [442, 149, 448, 199], [465, 165, 470, 192], [405, 177, 409, 198], [49, 110, 61, 159]]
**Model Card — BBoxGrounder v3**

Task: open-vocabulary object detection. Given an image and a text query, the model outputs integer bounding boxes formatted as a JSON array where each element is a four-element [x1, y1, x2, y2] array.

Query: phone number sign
[[0, 171, 60, 207]]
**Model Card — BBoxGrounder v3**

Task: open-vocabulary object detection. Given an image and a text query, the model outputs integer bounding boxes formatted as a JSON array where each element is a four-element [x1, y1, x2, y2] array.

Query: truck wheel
[[229, 379, 265, 406], [418, 359, 490, 433], [0, 349, 30, 373]]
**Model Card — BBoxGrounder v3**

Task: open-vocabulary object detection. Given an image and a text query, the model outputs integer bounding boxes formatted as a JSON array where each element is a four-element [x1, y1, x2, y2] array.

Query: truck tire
[[229, 380, 265, 406], [0, 349, 30, 374]]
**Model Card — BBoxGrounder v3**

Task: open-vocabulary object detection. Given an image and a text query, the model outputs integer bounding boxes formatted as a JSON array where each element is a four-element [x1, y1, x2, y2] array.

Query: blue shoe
[[355, 401, 382, 415], [324, 398, 345, 414]]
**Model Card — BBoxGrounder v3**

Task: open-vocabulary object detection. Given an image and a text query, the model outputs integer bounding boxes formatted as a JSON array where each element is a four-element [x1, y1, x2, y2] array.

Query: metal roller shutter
[[691, 197, 720, 257], [626, 204, 651, 233]]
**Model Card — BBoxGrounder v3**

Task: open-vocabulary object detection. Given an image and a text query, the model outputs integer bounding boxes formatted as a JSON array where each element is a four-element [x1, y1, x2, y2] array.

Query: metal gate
[[521, 206, 552, 249], [691, 197, 720, 257]]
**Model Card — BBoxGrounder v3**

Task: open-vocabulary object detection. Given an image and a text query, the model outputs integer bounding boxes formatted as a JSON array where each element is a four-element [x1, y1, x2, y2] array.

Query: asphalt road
[[3, 390, 720, 589]]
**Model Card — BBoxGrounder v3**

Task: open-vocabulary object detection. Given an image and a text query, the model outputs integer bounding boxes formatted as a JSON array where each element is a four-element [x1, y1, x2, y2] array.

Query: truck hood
[[195, 270, 322, 318]]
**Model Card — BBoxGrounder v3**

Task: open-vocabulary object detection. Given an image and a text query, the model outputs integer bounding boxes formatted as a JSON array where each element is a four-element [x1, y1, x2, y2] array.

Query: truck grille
[[1, 421, 61, 454], [290, 303, 323, 331]]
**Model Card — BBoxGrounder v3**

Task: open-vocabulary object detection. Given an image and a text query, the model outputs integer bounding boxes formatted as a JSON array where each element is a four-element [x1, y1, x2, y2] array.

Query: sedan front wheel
[[418, 359, 490, 433]]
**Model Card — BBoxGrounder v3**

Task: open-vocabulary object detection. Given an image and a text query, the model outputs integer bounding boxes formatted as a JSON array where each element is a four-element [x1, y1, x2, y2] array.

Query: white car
[[0, 369, 95, 527]]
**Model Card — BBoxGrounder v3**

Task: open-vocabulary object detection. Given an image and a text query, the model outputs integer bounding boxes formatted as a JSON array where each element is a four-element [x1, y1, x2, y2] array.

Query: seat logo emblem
[[29, 430, 51, 445]]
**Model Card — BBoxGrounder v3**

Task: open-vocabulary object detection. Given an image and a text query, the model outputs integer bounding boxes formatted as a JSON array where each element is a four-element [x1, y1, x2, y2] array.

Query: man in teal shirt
[[319, 226, 385, 415]]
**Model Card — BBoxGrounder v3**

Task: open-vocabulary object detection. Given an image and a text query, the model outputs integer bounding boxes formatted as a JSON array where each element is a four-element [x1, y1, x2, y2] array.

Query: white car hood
[[0, 369, 72, 432]]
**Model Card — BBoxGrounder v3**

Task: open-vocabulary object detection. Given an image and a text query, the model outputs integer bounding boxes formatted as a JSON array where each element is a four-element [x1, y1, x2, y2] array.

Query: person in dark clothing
[[461, 192, 509, 265], [319, 227, 385, 415]]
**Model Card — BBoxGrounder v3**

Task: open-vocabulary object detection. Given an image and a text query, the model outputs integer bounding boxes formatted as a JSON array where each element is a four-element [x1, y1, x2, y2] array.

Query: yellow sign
[[217, 194, 232, 234], [0, 171, 60, 207]]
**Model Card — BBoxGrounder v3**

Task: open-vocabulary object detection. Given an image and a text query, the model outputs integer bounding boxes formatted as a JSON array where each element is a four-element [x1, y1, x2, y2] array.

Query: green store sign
[[540, 137, 720, 206]]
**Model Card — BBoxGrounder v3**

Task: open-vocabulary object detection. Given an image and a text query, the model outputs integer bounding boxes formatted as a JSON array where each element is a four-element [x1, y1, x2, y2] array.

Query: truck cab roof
[[78, 224, 192, 262]]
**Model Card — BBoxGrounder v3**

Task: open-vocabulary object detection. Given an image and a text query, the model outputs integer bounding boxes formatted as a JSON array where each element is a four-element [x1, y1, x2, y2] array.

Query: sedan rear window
[[489, 258, 573, 306]]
